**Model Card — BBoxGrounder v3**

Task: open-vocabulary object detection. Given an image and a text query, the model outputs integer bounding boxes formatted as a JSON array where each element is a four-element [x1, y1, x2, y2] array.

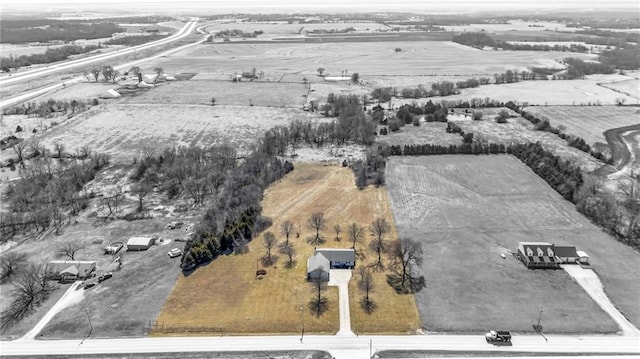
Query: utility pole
[[299, 305, 305, 343]]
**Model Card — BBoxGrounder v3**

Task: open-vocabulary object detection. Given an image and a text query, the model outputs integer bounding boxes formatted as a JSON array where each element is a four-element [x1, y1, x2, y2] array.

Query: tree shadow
[[386, 273, 426, 294], [308, 297, 328, 317], [306, 236, 326, 246], [261, 255, 278, 267], [359, 297, 377, 314]]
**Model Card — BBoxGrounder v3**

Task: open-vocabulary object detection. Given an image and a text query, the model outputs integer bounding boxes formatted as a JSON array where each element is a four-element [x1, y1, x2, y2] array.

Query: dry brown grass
[[154, 163, 421, 335]]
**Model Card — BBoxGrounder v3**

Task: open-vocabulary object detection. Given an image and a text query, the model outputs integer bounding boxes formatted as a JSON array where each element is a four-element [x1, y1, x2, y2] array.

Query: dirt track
[[603, 123, 640, 172]]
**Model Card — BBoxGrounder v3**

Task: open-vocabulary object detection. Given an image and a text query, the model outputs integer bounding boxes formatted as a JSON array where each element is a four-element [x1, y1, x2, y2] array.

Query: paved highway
[[0, 20, 207, 111], [1, 334, 638, 358], [0, 19, 199, 87]]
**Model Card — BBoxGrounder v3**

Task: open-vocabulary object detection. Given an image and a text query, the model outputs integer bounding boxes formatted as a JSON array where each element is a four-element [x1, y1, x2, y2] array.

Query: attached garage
[[554, 246, 578, 264]]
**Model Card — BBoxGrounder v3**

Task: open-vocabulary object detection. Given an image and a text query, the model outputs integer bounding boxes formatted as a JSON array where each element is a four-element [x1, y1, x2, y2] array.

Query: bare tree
[[58, 241, 85, 260], [308, 275, 328, 317], [1, 261, 54, 329], [12, 142, 28, 168], [99, 187, 123, 221], [262, 231, 277, 266], [333, 224, 341, 242], [91, 68, 101, 82], [282, 243, 295, 268], [358, 266, 376, 313], [369, 218, 391, 268], [131, 182, 153, 212], [387, 238, 426, 294], [307, 212, 326, 246], [0, 252, 27, 283], [348, 222, 364, 250], [28, 140, 45, 159], [53, 142, 65, 159], [280, 220, 294, 246]]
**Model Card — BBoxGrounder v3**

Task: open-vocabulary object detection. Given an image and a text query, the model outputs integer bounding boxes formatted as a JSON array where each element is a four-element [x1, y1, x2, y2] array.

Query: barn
[[47, 261, 97, 281], [517, 242, 560, 269], [126, 237, 156, 251], [306, 248, 355, 281]]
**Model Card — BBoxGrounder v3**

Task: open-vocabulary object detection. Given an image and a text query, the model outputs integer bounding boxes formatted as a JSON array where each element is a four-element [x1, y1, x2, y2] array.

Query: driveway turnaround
[[328, 269, 355, 336], [562, 264, 640, 336]]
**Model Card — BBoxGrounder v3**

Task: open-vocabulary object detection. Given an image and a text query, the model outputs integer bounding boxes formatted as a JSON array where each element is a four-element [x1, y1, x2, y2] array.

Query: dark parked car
[[83, 282, 96, 290], [97, 272, 113, 283]]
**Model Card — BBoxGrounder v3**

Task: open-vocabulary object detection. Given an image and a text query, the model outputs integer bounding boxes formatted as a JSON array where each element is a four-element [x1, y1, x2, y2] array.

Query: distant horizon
[[1, 0, 638, 15]]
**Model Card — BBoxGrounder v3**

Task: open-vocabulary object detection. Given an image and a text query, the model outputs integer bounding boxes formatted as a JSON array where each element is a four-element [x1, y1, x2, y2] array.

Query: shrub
[[412, 117, 420, 127]]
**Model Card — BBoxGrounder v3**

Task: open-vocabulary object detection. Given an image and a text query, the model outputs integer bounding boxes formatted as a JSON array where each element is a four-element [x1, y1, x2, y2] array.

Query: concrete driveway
[[328, 269, 355, 336], [562, 264, 640, 336]]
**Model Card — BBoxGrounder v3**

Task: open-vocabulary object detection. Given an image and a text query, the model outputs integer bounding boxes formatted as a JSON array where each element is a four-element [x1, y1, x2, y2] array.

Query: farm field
[[599, 79, 640, 100], [377, 122, 463, 147], [155, 163, 421, 335], [203, 21, 388, 36], [449, 113, 605, 172], [121, 76, 309, 108], [0, 104, 323, 163], [151, 41, 593, 78], [439, 80, 639, 106], [385, 155, 640, 333], [523, 106, 640, 146]]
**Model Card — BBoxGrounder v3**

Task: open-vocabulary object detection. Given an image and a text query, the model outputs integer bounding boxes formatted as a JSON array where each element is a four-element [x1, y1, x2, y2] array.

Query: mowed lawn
[[386, 155, 640, 334], [155, 163, 421, 335]]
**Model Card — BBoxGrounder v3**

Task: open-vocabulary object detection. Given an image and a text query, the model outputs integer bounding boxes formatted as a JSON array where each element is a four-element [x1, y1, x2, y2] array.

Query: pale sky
[[1, 0, 637, 10]]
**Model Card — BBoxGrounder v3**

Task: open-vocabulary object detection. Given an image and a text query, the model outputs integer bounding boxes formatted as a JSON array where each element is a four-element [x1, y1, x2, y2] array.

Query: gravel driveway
[[562, 264, 640, 336]]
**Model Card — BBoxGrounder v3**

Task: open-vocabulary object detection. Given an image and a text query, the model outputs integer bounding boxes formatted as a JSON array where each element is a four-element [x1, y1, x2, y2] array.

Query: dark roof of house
[[518, 242, 555, 262], [48, 261, 96, 275], [554, 246, 578, 257], [314, 248, 355, 263]]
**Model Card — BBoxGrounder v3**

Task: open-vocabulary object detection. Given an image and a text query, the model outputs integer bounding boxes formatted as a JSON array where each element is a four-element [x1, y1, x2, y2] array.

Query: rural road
[[2, 333, 639, 358], [562, 264, 640, 337], [0, 19, 204, 111], [328, 269, 355, 336]]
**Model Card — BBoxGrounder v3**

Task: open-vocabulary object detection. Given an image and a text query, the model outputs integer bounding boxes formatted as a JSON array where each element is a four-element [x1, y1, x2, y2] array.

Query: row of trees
[[452, 32, 589, 53], [174, 145, 294, 271], [104, 34, 168, 46], [3, 98, 90, 118], [1, 45, 100, 72], [505, 101, 610, 163]]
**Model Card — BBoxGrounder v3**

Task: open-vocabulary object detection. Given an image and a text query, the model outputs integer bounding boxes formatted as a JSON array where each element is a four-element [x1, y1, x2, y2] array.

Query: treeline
[[309, 27, 356, 34], [388, 141, 582, 202], [453, 32, 587, 52], [598, 47, 640, 70], [181, 152, 293, 271], [214, 29, 263, 38], [504, 101, 610, 163], [3, 98, 90, 118], [0, 45, 99, 71], [562, 58, 615, 79], [575, 29, 639, 44], [1, 21, 123, 44], [104, 34, 168, 46], [1, 147, 110, 239]]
